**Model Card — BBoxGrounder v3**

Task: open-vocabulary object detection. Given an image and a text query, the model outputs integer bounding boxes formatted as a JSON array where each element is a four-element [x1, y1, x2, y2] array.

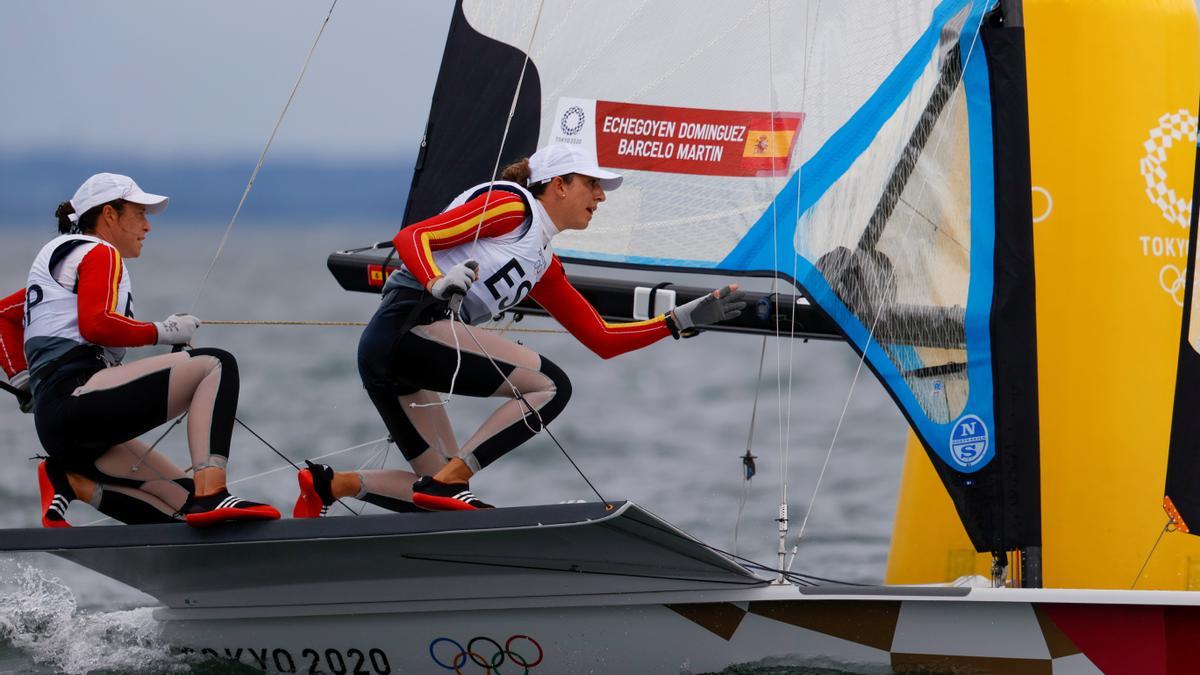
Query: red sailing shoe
[[181, 490, 281, 527], [293, 460, 335, 518], [411, 476, 493, 511], [38, 460, 73, 528]]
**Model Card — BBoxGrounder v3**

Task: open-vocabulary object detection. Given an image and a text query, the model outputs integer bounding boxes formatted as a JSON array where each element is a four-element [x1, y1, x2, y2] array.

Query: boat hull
[[164, 585, 1200, 674], [3, 503, 1195, 673]]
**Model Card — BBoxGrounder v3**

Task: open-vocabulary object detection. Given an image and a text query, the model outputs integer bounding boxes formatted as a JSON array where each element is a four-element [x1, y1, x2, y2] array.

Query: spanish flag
[[743, 129, 796, 158]]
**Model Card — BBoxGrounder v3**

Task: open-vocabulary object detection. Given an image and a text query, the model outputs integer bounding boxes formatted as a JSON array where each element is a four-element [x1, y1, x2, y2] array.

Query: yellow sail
[[887, 0, 1200, 589]]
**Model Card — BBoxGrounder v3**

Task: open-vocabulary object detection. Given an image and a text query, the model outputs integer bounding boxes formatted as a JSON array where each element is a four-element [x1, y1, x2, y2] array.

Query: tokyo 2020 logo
[[560, 106, 586, 136], [1139, 109, 1197, 306], [1140, 109, 1197, 228]]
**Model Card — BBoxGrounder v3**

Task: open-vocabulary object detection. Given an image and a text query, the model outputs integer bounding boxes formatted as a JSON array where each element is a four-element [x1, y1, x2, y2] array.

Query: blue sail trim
[[958, 0, 997, 474], [564, 0, 975, 272], [717, 0, 999, 474], [561, 0, 1000, 473], [721, 0, 976, 271]]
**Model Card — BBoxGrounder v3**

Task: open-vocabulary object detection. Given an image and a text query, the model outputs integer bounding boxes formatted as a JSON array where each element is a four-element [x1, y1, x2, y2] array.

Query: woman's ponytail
[[54, 201, 76, 234], [499, 158, 531, 186], [55, 199, 121, 234]]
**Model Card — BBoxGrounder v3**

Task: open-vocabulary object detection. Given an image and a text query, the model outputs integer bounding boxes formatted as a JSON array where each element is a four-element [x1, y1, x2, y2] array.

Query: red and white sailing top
[[23, 234, 157, 379], [0, 289, 26, 379], [390, 181, 671, 358]]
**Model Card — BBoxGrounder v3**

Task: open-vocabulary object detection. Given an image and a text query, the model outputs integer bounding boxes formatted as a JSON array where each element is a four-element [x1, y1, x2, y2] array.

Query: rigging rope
[[453, 317, 612, 509], [189, 0, 339, 314], [1130, 518, 1172, 589], [732, 335, 769, 557], [761, 0, 793, 582], [234, 416, 360, 515], [80, 436, 388, 526], [781, 0, 821, 575], [201, 319, 568, 334], [466, 0, 546, 254]]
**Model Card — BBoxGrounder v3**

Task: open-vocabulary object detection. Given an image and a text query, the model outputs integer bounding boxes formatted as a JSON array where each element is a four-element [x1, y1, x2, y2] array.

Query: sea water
[[0, 225, 906, 674]]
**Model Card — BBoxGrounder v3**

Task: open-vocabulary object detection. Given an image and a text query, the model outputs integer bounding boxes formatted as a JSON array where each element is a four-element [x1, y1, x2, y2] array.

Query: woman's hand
[[7, 369, 31, 413], [155, 314, 202, 345], [669, 285, 746, 335], [429, 261, 480, 300]]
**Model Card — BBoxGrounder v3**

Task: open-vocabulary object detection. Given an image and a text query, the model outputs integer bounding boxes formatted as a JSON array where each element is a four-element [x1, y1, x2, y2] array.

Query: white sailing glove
[[429, 261, 480, 301], [155, 314, 201, 345], [9, 369, 29, 393], [8, 369, 32, 413], [668, 285, 747, 337]]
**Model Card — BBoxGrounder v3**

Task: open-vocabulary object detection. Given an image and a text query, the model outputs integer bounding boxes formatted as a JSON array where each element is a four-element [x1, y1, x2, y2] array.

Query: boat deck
[[0, 501, 768, 610]]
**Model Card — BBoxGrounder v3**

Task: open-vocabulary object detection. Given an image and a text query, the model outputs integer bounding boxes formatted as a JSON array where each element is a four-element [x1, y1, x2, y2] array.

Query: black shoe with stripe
[[411, 476, 494, 511], [294, 460, 335, 518], [180, 489, 281, 527]]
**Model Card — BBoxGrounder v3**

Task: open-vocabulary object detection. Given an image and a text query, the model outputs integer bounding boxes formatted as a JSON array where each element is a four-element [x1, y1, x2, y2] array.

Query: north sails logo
[[1139, 109, 1197, 307], [560, 106, 586, 136], [949, 414, 988, 468]]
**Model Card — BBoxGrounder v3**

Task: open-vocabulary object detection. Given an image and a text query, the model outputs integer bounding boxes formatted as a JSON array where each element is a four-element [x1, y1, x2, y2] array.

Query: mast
[[982, 0, 1041, 587]]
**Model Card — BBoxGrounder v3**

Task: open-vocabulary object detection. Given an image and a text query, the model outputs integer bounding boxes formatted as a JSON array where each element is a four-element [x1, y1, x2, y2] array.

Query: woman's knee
[[357, 325, 396, 388], [538, 356, 572, 403], [187, 347, 237, 377], [536, 356, 571, 424]]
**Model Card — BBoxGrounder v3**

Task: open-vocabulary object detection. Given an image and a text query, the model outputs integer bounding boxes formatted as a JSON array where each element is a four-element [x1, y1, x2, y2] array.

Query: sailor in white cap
[[10, 173, 280, 528], [293, 144, 745, 517]]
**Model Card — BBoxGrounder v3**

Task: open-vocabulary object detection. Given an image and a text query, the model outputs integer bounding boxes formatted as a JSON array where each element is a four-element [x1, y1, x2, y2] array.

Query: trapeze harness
[[358, 181, 674, 470], [23, 235, 237, 479]]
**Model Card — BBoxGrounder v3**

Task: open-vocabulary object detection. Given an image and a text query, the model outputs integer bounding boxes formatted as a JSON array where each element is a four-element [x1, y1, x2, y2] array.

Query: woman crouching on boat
[[19, 173, 280, 527], [294, 144, 745, 515]]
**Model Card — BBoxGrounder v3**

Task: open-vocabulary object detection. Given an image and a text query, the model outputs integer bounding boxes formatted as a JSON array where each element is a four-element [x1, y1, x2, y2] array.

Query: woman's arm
[[393, 188, 528, 288], [0, 288, 26, 377], [529, 256, 672, 359], [75, 245, 158, 347]]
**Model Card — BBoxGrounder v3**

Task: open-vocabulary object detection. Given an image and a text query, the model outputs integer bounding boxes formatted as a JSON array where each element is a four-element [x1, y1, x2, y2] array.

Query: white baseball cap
[[69, 173, 169, 223], [527, 144, 623, 191]]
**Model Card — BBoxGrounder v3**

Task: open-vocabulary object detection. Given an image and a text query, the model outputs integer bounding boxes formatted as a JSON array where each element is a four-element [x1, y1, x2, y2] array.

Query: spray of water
[[0, 560, 187, 674]]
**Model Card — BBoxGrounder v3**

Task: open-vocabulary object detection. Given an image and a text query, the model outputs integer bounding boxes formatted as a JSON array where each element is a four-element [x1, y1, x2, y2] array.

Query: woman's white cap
[[527, 144, 623, 191], [68, 173, 169, 223]]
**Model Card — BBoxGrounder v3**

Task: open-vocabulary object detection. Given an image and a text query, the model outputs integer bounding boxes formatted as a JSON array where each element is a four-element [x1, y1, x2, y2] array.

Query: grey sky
[[7, 1, 1197, 163], [2, 1, 455, 160]]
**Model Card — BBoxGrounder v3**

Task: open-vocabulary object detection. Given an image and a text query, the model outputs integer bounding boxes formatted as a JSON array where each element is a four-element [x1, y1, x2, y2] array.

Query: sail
[[395, 0, 1039, 553], [1164, 117, 1200, 534], [890, 0, 1200, 589]]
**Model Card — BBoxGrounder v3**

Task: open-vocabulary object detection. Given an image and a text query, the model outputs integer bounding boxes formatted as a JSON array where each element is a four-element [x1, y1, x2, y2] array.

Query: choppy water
[[0, 225, 906, 674]]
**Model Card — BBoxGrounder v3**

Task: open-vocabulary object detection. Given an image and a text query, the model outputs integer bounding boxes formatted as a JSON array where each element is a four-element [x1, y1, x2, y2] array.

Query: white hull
[[165, 583, 1200, 674], [2, 502, 1193, 673]]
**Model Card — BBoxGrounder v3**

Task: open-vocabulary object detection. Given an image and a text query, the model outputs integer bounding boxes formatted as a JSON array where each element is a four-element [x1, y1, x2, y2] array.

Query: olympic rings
[[429, 634, 544, 673], [1160, 263, 1186, 307], [505, 635, 544, 668], [1031, 186, 1052, 223], [466, 637, 505, 670]]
